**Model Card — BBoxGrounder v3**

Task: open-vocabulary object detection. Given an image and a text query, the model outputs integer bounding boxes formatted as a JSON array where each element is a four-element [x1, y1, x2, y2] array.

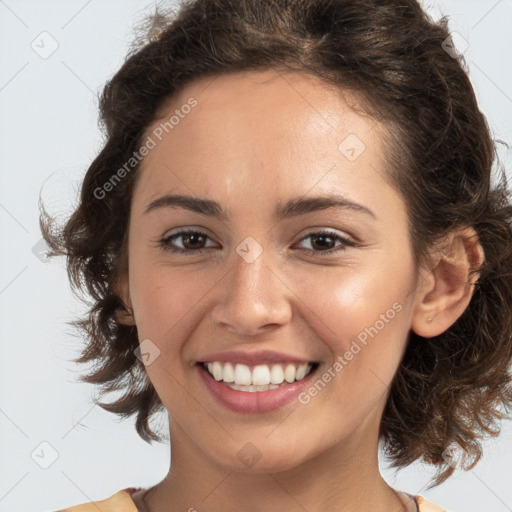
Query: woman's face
[[123, 69, 426, 472]]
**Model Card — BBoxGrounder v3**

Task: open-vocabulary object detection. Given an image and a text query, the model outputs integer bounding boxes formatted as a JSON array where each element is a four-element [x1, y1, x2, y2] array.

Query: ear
[[112, 267, 136, 326], [411, 226, 485, 338]]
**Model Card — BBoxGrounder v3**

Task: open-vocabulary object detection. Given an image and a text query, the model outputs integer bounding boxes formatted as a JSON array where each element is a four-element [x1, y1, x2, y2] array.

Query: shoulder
[[55, 488, 140, 512], [417, 495, 452, 512]]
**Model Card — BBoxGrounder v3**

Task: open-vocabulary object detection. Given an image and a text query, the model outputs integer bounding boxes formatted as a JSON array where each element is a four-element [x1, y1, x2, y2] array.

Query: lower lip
[[197, 364, 318, 414]]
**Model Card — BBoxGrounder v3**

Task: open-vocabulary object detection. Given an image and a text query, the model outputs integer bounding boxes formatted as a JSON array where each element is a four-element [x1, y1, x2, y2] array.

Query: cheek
[[288, 262, 413, 394], [128, 263, 218, 400], [295, 259, 410, 336], [128, 256, 223, 345]]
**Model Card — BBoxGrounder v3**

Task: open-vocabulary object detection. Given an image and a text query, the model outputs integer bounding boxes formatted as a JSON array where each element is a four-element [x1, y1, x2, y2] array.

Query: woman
[[43, 0, 512, 511]]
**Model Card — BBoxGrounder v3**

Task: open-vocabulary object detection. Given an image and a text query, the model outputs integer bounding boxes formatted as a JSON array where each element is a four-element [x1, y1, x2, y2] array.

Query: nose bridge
[[211, 239, 292, 335]]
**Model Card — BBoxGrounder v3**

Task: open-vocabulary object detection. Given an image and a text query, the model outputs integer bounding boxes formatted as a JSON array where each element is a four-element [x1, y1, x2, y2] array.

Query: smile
[[202, 361, 317, 391], [197, 360, 320, 413]]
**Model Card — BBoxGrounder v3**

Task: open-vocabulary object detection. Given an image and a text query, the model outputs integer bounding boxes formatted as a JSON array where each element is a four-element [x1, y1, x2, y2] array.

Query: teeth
[[270, 364, 284, 384], [295, 363, 309, 380], [229, 383, 281, 392], [234, 364, 252, 385], [283, 364, 296, 383], [212, 362, 223, 381], [203, 361, 313, 387], [252, 365, 270, 386], [222, 362, 235, 382]]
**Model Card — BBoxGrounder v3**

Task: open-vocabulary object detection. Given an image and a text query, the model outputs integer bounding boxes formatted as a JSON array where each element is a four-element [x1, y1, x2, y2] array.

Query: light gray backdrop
[[0, 1, 511, 511]]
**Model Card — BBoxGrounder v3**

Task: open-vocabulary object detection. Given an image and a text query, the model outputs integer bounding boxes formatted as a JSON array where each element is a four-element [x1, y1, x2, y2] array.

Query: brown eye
[[296, 230, 356, 256], [159, 230, 216, 253]]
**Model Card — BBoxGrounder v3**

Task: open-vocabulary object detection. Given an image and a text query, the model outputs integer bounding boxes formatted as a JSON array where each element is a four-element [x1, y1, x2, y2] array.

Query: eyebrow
[[144, 194, 376, 220]]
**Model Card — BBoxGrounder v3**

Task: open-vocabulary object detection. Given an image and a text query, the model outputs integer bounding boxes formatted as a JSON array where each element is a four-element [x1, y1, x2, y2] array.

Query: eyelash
[[156, 228, 356, 256]]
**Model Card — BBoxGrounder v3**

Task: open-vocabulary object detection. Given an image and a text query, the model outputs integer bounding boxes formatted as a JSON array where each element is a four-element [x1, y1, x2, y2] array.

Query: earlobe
[[411, 227, 485, 338], [112, 274, 136, 326], [114, 300, 136, 325]]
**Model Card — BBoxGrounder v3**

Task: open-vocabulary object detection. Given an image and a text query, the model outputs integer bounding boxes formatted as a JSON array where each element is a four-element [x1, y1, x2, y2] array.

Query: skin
[[115, 68, 484, 511]]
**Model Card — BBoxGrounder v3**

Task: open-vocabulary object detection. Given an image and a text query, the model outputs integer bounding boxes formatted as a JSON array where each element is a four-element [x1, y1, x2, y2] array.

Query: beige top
[[56, 487, 450, 511]]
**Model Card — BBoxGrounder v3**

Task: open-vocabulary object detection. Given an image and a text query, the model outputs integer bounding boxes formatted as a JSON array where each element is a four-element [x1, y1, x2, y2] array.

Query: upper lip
[[197, 350, 317, 366]]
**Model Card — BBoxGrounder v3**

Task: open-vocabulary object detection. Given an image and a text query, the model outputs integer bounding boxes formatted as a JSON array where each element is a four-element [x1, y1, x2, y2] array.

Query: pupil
[[313, 234, 333, 250], [185, 233, 204, 249]]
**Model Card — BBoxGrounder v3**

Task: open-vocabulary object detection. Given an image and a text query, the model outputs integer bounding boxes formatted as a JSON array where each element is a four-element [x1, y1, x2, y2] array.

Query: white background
[[0, 1, 511, 511]]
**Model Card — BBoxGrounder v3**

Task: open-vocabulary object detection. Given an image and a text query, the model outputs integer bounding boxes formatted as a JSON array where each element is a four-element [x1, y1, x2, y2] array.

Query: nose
[[210, 247, 292, 336]]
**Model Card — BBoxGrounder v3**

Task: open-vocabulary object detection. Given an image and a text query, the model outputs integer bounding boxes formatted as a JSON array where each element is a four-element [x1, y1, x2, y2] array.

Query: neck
[[142, 416, 411, 512]]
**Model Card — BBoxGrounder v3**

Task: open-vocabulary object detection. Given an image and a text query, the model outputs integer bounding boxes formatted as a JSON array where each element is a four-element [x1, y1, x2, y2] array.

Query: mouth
[[197, 360, 320, 392]]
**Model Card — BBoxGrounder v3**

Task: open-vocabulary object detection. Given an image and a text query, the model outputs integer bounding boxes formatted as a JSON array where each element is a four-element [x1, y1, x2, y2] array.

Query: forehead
[[133, 68, 396, 217], [144, 68, 377, 149]]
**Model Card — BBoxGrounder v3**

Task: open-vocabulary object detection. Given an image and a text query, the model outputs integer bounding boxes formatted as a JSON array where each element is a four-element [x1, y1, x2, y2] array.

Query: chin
[[208, 441, 315, 474]]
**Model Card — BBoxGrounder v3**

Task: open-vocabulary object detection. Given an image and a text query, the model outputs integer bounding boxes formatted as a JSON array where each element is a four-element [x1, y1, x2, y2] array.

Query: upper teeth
[[205, 362, 312, 386]]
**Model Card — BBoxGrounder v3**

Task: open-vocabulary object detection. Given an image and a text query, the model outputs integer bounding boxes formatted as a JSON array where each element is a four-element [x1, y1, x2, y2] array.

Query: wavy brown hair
[[40, 0, 512, 487]]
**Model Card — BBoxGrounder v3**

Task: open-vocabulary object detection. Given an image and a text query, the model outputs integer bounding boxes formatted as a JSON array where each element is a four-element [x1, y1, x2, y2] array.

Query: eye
[[294, 230, 356, 256], [155, 228, 356, 256], [157, 229, 217, 254]]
